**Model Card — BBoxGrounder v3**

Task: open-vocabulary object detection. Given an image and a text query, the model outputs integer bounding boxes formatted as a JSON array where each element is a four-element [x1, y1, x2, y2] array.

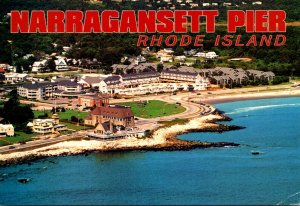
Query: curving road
[[0, 93, 213, 154]]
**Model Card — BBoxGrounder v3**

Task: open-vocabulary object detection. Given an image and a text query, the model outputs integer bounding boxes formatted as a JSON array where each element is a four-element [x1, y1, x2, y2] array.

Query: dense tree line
[[0, 0, 299, 76], [0, 90, 34, 131]]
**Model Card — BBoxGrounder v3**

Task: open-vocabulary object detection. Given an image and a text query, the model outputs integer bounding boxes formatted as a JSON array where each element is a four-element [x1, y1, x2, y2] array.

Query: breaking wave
[[226, 103, 300, 115], [276, 191, 300, 205]]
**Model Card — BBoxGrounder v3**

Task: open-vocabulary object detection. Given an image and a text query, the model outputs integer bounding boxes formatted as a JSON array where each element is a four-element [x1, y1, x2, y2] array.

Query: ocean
[[0, 97, 300, 205]]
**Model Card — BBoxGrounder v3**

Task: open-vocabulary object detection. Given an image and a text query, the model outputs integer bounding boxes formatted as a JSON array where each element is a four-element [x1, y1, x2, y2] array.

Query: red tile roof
[[91, 105, 134, 118]]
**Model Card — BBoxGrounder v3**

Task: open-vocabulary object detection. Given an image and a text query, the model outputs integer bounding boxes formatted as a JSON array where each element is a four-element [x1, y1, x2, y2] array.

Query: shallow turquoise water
[[0, 97, 300, 205]]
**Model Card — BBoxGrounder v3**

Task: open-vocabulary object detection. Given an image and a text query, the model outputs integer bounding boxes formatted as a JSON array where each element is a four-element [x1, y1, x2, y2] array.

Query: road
[[3, 83, 299, 153], [0, 133, 83, 154]]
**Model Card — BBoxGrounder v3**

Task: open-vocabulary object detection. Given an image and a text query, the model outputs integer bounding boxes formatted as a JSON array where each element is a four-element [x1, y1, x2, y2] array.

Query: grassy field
[[119, 100, 186, 119], [0, 132, 37, 146], [62, 122, 92, 131], [34, 110, 89, 120], [33, 109, 91, 131]]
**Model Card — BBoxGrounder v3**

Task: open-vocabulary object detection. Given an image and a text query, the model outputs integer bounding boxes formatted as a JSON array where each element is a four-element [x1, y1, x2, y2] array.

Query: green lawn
[[33, 110, 91, 131], [0, 132, 37, 146], [119, 100, 186, 119], [34, 110, 88, 120], [62, 122, 92, 131]]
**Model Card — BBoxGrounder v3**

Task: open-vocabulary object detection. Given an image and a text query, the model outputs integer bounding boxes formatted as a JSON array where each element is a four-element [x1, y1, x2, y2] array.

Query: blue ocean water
[[0, 97, 300, 205]]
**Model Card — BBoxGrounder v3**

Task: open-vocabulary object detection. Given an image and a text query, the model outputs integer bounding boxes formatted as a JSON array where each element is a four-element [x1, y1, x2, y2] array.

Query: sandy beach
[[198, 87, 300, 104]]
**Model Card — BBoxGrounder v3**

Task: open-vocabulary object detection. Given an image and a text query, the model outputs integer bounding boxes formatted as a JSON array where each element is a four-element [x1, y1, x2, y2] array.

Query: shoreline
[[0, 113, 242, 166], [200, 90, 300, 104]]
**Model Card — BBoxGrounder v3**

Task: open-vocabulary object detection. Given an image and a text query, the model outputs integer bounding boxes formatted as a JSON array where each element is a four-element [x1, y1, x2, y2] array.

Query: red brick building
[[84, 95, 134, 128], [78, 94, 109, 108]]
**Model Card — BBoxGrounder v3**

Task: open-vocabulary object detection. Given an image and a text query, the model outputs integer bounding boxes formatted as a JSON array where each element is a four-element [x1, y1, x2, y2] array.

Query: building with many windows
[[84, 95, 134, 128], [27, 114, 66, 134], [18, 79, 82, 100]]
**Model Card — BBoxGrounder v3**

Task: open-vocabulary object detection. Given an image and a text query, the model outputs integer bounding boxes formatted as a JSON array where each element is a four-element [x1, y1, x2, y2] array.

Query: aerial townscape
[[0, 0, 300, 205]]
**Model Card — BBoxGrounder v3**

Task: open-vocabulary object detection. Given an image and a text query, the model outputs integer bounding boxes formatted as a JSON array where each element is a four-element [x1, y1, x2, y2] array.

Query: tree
[[157, 63, 164, 73], [70, 116, 79, 123], [45, 58, 56, 72], [2, 91, 33, 125]]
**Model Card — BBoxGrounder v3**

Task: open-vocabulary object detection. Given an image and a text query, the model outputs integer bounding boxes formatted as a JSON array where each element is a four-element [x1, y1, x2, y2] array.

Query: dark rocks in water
[[0, 178, 4, 181], [212, 110, 232, 121], [27, 162, 32, 166], [251, 151, 261, 155], [49, 160, 56, 164], [17, 178, 31, 183], [189, 124, 245, 133]]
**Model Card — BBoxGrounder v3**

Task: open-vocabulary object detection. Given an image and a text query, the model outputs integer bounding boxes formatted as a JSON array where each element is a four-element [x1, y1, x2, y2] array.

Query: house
[[84, 95, 135, 128], [135, 55, 146, 65], [32, 60, 47, 72], [5, 73, 28, 83], [0, 63, 10, 71], [252, 1, 262, 5], [174, 56, 186, 62], [111, 64, 129, 74], [54, 58, 68, 71], [23, 54, 34, 60], [156, 49, 174, 59], [27, 114, 66, 134], [203, 3, 210, 6], [263, 71, 275, 81], [160, 54, 173, 63], [190, 3, 198, 8], [194, 51, 218, 59], [184, 49, 197, 56], [246, 69, 265, 81], [0, 124, 14, 137], [78, 93, 110, 108], [223, 2, 232, 6]]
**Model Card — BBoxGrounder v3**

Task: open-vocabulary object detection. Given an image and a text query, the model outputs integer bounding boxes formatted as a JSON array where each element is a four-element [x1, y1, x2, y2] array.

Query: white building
[[32, 60, 47, 72], [18, 82, 57, 100], [0, 124, 14, 136], [27, 115, 66, 134], [135, 55, 146, 65], [223, 2, 232, 6], [55, 58, 68, 71], [5, 73, 28, 83], [160, 55, 173, 63], [252, 1, 262, 5], [174, 56, 186, 62], [194, 51, 218, 59], [99, 66, 211, 95]]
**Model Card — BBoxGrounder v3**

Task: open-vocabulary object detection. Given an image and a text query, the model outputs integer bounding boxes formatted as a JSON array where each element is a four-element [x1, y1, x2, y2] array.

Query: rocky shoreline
[[0, 113, 244, 167]]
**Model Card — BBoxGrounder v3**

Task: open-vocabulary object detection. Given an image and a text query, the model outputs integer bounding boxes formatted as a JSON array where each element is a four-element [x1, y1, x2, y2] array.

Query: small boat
[[251, 151, 261, 155], [17, 178, 31, 183]]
